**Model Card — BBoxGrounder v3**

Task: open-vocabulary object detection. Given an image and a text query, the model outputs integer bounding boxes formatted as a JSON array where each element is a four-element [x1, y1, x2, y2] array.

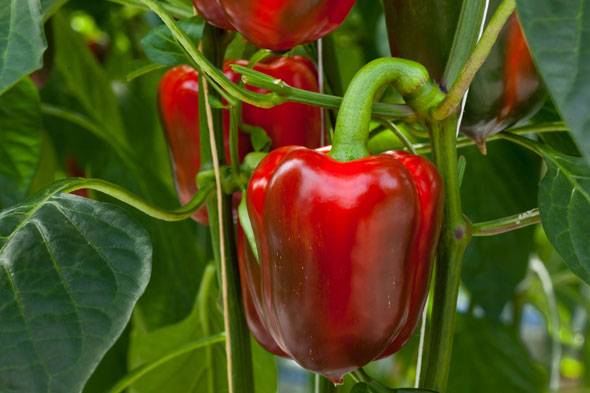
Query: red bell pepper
[[242, 58, 444, 381], [158, 56, 322, 224], [193, 0, 356, 51]]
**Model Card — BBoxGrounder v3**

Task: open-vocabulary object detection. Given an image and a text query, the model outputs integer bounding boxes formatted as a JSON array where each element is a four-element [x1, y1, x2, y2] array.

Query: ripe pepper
[[158, 55, 322, 224], [193, 0, 356, 51], [384, 0, 544, 148], [242, 58, 444, 381]]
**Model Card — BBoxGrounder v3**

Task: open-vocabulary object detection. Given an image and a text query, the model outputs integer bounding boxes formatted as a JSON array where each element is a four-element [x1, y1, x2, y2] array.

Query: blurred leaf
[[350, 382, 435, 393], [128, 265, 227, 393], [516, 0, 590, 162], [128, 265, 277, 393], [51, 12, 129, 157], [0, 78, 43, 209], [0, 0, 47, 94], [83, 327, 130, 393], [141, 17, 205, 66], [0, 191, 151, 393], [448, 315, 547, 393], [538, 150, 590, 285], [461, 142, 540, 317], [41, 0, 68, 19]]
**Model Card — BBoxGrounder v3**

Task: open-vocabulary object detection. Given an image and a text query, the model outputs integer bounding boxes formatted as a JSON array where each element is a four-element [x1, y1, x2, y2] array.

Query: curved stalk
[[472, 208, 541, 237], [329, 58, 445, 162], [51, 177, 213, 222]]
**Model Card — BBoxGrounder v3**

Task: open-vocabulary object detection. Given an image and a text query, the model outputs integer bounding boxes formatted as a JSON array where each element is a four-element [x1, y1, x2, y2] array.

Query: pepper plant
[[0, 0, 589, 393]]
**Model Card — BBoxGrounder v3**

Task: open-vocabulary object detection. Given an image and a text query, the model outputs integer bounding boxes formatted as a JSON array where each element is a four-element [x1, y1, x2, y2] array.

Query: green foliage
[[0, 0, 47, 94], [539, 150, 590, 284], [448, 315, 547, 393], [516, 0, 590, 162], [0, 79, 43, 209], [461, 142, 540, 317], [141, 17, 205, 66], [0, 191, 151, 393]]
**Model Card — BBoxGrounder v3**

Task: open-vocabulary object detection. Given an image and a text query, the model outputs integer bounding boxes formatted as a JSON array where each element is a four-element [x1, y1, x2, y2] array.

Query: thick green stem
[[433, 0, 516, 120], [329, 58, 445, 162], [200, 25, 255, 393], [472, 208, 540, 237], [419, 116, 471, 392]]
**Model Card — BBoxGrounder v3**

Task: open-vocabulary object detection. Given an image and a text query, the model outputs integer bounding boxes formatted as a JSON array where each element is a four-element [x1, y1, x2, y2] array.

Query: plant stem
[[410, 122, 567, 154], [200, 24, 255, 393], [108, 0, 193, 18], [472, 208, 541, 237], [378, 118, 417, 154], [232, 64, 415, 120], [49, 177, 213, 221], [433, 0, 516, 120], [419, 116, 471, 392]]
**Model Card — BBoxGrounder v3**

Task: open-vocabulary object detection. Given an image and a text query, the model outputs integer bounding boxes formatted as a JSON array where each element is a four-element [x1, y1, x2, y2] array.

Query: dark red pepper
[[243, 146, 442, 381], [193, 0, 356, 51], [238, 58, 445, 381], [384, 0, 545, 148], [158, 56, 322, 224]]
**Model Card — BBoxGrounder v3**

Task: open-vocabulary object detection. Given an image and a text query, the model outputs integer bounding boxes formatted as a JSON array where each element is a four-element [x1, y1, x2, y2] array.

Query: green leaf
[[0, 0, 47, 94], [128, 265, 227, 393], [40, 0, 68, 20], [516, 0, 590, 162], [350, 383, 436, 393], [538, 151, 590, 284], [0, 192, 151, 393], [461, 142, 540, 317], [0, 78, 43, 209], [141, 17, 205, 66], [448, 315, 547, 393]]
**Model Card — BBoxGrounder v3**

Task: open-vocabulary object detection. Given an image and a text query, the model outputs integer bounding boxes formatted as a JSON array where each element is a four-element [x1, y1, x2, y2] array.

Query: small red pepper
[[158, 56, 322, 224], [193, 0, 356, 51], [241, 58, 444, 381]]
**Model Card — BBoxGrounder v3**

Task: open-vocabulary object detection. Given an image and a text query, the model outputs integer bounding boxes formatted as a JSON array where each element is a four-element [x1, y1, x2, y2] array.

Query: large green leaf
[[0, 78, 43, 209], [516, 0, 590, 162], [0, 0, 47, 94], [539, 151, 590, 284], [0, 191, 151, 393], [448, 315, 546, 392], [461, 142, 540, 317]]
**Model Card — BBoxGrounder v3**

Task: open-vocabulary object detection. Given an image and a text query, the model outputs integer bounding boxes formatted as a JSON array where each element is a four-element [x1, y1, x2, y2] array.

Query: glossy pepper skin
[[193, 0, 356, 51], [243, 146, 443, 381], [384, 0, 544, 146], [158, 56, 322, 224]]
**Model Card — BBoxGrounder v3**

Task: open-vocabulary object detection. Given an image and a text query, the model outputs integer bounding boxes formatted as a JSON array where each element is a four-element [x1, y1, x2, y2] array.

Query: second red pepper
[[158, 55, 322, 224]]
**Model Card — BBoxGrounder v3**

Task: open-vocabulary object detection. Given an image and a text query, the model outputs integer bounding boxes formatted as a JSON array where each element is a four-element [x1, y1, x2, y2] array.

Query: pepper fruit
[[193, 0, 356, 51], [384, 0, 545, 149], [242, 58, 444, 381], [158, 55, 322, 224]]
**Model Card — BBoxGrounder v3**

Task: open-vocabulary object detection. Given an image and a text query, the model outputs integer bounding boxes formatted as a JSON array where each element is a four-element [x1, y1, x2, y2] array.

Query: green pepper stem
[[433, 0, 516, 120], [419, 116, 471, 392], [472, 208, 540, 237], [330, 58, 445, 162]]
